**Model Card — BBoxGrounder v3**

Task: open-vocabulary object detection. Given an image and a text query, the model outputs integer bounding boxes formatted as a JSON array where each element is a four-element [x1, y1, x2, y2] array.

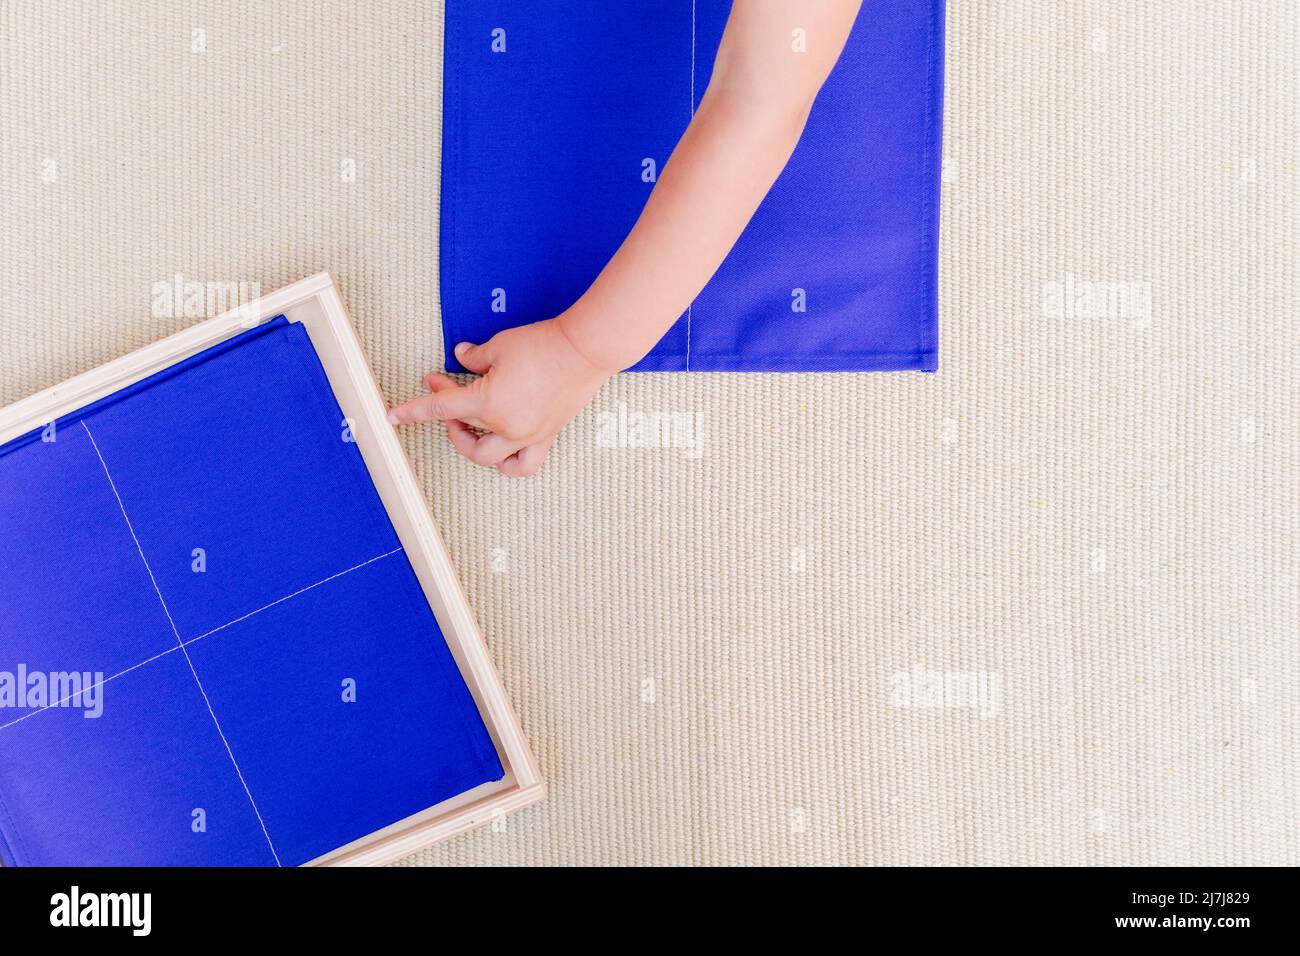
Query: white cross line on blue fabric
[[185, 546, 404, 643], [685, 0, 696, 372], [0, 545, 404, 733], [79, 421, 291, 863]]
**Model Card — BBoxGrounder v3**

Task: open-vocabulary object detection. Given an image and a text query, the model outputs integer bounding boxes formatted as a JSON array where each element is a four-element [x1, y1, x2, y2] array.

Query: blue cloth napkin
[[0, 319, 503, 866], [440, 0, 944, 371]]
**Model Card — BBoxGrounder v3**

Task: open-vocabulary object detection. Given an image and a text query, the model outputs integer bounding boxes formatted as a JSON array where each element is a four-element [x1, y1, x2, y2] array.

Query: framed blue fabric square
[[440, 0, 944, 372], [0, 319, 504, 866]]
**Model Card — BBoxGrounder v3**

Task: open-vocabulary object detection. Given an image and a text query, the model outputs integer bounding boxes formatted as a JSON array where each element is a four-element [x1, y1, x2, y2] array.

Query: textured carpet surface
[[1, 1, 1296, 865]]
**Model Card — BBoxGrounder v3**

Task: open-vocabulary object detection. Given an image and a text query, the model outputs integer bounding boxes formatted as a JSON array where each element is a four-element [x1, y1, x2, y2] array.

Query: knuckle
[[493, 417, 536, 442]]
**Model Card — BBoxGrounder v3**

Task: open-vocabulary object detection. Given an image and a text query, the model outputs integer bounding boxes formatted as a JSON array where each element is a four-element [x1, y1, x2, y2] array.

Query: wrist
[[551, 313, 622, 379], [553, 308, 634, 376]]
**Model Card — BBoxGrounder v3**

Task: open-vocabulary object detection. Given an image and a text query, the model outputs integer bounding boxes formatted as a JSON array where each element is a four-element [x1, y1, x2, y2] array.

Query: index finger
[[387, 380, 482, 425]]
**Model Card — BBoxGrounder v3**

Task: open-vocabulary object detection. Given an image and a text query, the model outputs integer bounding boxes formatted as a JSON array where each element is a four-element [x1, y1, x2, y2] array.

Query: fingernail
[[387, 411, 400, 425], [454, 342, 469, 359]]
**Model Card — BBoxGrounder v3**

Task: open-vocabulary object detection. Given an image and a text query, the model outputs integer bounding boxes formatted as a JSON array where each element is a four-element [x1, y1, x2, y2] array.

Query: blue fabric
[[0, 319, 503, 866], [440, 0, 944, 372]]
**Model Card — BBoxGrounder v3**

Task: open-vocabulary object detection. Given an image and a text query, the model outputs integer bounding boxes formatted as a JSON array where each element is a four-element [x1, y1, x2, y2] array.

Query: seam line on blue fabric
[[684, 0, 696, 371], [0, 644, 179, 732], [921, 0, 938, 353], [187, 546, 404, 643], [80, 419, 284, 867], [0, 546, 404, 735]]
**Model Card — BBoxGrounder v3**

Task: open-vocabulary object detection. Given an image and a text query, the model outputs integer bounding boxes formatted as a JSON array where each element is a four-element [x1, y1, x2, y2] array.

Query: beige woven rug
[[1, 1, 1296, 865]]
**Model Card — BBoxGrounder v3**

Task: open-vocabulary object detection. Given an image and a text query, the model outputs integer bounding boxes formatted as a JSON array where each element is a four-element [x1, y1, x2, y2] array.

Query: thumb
[[454, 340, 493, 374]]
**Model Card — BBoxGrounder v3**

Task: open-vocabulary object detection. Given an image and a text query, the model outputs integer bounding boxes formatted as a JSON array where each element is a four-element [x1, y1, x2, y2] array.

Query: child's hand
[[389, 1, 860, 477], [387, 317, 612, 477]]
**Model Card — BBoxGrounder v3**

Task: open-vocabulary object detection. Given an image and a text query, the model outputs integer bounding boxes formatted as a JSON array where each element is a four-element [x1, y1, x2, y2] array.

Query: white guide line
[[0, 546, 403, 733], [685, 0, 696, 371], [188, 546, 404, 643], [78, 421, 290, 863]]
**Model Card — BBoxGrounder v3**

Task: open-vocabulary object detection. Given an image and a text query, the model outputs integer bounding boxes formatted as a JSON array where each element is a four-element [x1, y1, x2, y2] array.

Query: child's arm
[[390, 0, 864, 475]]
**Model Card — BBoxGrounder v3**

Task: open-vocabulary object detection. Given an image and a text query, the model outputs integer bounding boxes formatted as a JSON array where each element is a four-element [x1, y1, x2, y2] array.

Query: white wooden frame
[[0, 273, 543, 866]]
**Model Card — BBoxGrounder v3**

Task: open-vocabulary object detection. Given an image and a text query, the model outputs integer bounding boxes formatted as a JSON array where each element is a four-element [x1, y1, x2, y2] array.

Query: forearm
[[557, 94, 808, 371], [557, 0, 862, 373]]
